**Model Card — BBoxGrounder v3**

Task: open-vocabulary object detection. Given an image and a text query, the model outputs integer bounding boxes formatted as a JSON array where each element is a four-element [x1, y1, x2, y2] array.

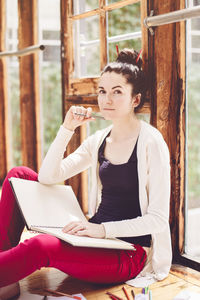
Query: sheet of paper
[[126, 273, 156, 287], [18, 293, 87, 300], [135, 294, 149, 300], [18, 293, 44, 300], [173, 289, 200, 300]]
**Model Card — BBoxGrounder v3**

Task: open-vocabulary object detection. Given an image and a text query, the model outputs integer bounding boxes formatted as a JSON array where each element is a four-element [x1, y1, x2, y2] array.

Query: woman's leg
[[0, 166, 38, 251], [0, 232, 146, 287], [0, 166, 146, 287]]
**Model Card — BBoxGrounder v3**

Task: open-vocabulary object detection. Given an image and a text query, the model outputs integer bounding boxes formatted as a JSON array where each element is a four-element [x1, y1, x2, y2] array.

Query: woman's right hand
[[62, 106, 94, 131]]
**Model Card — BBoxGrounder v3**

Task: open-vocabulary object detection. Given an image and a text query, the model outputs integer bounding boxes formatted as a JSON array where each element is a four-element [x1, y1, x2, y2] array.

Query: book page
[[9, 178, 87, 229]]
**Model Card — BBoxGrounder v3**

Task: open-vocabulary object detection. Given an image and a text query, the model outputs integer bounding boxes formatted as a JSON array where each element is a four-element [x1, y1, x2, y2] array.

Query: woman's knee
[[24, 234, 63, 265], [7, 166, 38, 181]]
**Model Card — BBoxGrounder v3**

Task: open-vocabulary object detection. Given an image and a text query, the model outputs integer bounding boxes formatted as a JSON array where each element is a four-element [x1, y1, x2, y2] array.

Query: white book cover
[[9, 177, 135, 251]]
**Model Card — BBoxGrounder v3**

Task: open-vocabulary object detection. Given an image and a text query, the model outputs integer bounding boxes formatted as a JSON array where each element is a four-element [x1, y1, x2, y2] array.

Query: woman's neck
[[109, 114, 141, 142]]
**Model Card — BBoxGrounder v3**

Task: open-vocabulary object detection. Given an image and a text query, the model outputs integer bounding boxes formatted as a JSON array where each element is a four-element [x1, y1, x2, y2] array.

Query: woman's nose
[[105, 92, 113, 104]]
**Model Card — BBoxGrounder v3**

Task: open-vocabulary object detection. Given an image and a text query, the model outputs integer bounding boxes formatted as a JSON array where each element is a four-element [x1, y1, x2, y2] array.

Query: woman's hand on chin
[[62, 106, 94, 131], [62, 221, 106, 239]]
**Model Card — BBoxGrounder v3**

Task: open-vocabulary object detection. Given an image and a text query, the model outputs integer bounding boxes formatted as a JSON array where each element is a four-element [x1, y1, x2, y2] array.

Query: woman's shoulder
[[139, 120, 170, 153], [140, 120, 166, 143]]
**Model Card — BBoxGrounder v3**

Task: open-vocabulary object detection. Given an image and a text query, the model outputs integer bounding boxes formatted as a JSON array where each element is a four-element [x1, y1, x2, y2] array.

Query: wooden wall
[[148, 0, 186, 258]]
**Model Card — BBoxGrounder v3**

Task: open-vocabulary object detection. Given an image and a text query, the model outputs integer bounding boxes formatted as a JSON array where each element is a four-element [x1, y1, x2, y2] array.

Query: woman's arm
[[38, 106, 94, 184]]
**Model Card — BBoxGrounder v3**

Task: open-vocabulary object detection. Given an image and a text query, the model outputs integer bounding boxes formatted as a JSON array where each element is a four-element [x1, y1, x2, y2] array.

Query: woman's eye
[[113, 89, 122, 94], [98, 89, 106, 94]]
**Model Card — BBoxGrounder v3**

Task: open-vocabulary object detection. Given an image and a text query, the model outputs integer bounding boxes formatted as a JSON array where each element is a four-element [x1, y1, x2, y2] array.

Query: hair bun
[[116, 48, 142, 70]]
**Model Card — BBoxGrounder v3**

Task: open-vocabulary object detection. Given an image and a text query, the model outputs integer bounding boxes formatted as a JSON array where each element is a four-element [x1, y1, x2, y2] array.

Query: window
[[185, 0, 200, 263]]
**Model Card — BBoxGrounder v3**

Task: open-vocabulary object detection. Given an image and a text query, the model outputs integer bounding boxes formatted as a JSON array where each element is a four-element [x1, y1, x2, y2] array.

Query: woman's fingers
[[63, 106, 94, 131], [62, 221, 106, 238], [72, 106, 92, 118], [62, 221, 87, 234]]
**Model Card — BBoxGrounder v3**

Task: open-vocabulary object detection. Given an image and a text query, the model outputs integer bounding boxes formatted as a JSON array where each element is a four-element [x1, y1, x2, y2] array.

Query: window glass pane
[[108, 3, 141, 37], [43, 45, 60, 62], [74, 15, 99, 42], [107, 0, 123, 4], [6, 0, 22, 167], [109, 39, 141, 62], [73, 0, 99, 15], [107, 3, 141, 62], [39, 0, 62, 157], [43, 30, 60, 40], [185, 0, 200, 260], [73, 16, 100, 77]]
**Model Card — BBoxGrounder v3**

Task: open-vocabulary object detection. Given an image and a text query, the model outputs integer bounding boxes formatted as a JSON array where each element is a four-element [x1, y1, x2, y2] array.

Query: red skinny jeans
[[0, 166, 147, 287]]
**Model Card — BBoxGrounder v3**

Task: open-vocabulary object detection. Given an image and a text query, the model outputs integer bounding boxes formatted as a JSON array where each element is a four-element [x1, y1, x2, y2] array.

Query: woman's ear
[[132, 93, 141, 108]]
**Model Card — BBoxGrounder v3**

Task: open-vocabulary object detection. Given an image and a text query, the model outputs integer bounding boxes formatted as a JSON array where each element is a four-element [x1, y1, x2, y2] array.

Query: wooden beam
[[148, 0, 186, 257], [99, 0, 108, 70], [0, 0, 10, 183], [61, 0, 88, 211], [140, 0, 151, 105], [71, 0, 140, 20], [18, 0, 41, 172], [61, 0, 73, 108]]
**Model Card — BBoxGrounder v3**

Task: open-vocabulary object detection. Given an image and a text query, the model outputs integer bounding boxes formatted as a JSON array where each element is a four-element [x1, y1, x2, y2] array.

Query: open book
[[9, 177, 135, 250]]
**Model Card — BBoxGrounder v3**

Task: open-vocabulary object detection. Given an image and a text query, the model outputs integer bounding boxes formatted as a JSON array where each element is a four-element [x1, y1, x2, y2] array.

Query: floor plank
[[18, 263, 200, 300]]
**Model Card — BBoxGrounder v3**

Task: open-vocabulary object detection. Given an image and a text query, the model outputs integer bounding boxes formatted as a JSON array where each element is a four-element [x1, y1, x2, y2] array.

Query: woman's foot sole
[[0, 283, 20, 300]]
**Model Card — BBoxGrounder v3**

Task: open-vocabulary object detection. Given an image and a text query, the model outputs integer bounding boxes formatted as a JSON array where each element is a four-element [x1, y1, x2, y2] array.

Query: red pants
[[0, 167, 147, 287]]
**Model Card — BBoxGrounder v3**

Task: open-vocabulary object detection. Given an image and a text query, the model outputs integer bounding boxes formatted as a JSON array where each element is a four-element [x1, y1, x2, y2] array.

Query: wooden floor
[[18, 264, 200, 300], [16, 232, 200, 300]]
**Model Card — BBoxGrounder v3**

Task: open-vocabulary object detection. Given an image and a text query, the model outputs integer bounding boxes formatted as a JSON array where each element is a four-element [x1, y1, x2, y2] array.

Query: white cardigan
[[38, 120, 172, 281]]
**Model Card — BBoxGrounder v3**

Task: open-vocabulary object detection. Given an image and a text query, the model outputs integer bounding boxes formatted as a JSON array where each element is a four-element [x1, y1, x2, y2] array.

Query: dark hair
[[101, 48, 146, 111]]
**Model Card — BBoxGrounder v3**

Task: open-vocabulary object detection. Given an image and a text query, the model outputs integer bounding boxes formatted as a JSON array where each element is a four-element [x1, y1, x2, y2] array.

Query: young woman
[[0, 49, 172, 299]]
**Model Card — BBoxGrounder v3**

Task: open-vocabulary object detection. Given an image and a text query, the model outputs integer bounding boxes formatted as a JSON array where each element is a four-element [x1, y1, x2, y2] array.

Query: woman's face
[[98, 72, 138, 120]]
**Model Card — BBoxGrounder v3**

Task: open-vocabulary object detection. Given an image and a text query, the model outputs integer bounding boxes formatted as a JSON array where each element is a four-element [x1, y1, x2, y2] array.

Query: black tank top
[[89, 133, 151, 247]]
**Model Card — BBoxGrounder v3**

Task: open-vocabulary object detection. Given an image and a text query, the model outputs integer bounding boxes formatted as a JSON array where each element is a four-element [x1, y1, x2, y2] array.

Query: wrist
[[62, 122, 75, 132]]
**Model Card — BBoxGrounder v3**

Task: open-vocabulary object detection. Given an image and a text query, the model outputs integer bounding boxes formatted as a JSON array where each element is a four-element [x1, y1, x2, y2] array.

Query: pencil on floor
[[106, 291, 124, 300], [122, 286, 131, 300], [131, 289, 135, 299], [44, 288, 82, 300], [108, 294, 119, 300]]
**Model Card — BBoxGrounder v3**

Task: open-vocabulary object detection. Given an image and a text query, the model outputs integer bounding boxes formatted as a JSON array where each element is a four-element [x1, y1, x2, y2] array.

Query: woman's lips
[[103, 108, 115, 110]]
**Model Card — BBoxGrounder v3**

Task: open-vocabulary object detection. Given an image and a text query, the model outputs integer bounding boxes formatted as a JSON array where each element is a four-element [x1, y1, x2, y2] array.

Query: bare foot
[[0, 282, 20, 300]]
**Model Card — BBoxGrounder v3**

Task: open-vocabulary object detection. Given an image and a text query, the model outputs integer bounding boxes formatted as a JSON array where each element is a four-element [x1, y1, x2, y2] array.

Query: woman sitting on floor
[[0, 48, 172, 300]]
